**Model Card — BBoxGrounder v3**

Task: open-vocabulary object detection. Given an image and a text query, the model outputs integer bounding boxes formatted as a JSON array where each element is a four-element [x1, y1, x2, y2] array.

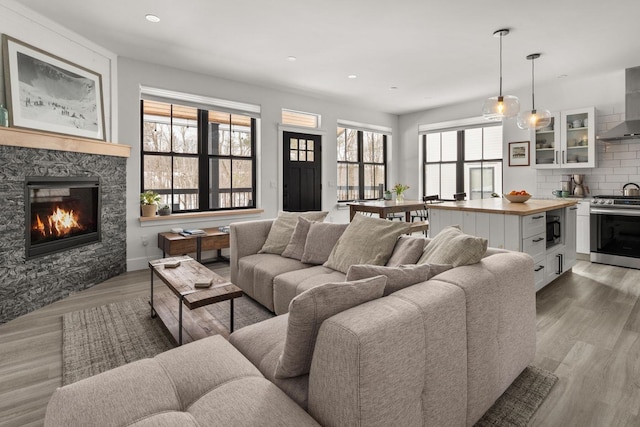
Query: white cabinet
[[532, 107, 596, 169], [564, 205, 577, 269], [575, 201, 591, 254]]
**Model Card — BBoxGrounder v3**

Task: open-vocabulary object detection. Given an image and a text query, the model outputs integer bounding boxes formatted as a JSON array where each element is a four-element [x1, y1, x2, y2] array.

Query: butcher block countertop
[[428, 198, 578, 216]]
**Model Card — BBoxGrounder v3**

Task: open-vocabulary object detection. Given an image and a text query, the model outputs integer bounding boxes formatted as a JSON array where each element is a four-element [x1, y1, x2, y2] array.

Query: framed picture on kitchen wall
[[1, 34, 105, 140], [508, 141, 529, 167]]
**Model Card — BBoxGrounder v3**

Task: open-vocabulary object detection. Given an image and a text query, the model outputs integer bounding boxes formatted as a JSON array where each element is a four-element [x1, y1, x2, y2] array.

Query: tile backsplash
[[536, 110, 640, 197]]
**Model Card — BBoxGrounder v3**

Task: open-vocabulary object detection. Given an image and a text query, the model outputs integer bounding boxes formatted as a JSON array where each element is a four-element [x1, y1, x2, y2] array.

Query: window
[[337, 127, 387, 201], [282, 109, 320, 129], [422, 124, 502, 200], [141, 100, 256, 212]]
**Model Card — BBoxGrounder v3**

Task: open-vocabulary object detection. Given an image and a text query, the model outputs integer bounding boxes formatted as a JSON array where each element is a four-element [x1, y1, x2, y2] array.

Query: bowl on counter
[[503, 194, 532, 203]]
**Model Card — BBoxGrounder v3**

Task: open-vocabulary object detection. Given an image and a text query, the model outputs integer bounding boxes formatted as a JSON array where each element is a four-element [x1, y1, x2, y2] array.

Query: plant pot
[[141, 204, 157, 217], [158, 206, 171, 216]]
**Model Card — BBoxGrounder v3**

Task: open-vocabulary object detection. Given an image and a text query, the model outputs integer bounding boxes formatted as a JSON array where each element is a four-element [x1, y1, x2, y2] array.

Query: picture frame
[[508, 141, 530, 167], [2, 34, 105, 140]]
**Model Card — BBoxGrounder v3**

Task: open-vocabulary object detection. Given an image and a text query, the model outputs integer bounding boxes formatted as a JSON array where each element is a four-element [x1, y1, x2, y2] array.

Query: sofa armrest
[[230, 219, 274, 284]]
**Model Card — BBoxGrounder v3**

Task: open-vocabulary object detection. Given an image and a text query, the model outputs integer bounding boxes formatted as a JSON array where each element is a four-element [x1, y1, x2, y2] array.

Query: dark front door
[[283, 131, 322, 211]]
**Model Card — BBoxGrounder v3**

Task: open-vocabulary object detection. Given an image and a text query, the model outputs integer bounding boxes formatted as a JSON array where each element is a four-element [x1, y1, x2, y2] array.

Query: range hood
[[598, 66, 640, 141]]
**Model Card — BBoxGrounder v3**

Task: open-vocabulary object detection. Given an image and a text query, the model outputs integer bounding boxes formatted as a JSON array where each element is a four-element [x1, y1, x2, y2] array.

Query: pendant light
[[517, 53, 552, 130], [482, 29, 519, 121]]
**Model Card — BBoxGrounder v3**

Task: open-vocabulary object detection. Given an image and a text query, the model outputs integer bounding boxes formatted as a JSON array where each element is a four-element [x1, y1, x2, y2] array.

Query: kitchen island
[[428, 198, 578, 291]]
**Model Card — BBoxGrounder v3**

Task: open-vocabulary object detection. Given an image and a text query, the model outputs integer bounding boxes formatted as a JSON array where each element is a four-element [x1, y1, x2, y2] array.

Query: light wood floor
[[0, 261, 638, 426]]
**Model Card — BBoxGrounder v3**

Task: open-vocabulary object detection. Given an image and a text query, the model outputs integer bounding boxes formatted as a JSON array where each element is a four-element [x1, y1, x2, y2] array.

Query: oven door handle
[[590, 208, 640, 216]]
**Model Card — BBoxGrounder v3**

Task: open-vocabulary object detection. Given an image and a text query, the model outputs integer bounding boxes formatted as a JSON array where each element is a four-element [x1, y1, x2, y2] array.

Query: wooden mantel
[[0, 126, 130, 157]]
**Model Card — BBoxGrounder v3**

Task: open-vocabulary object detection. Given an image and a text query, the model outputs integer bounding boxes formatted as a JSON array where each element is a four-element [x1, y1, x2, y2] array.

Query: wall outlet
[[141, 235, 148, 246]]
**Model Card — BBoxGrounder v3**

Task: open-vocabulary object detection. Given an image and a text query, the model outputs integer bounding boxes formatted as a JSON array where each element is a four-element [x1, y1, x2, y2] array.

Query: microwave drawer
[[522, 212, 546, 238]]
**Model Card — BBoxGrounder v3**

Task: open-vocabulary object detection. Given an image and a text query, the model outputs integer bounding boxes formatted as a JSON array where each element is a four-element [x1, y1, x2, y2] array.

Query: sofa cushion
[[346, 263, 453, 296], [260, 211, 328, 255], [273, 266, 347, 315], [418, 225, 487, 267], [274, 276, 387, 379], [237, 253, 311, 312], [324, 214, 411, 273], [386, 235, 428, 266], [229, 314, 310, 409], [45, 335, 320, 427], [281, 216, 314, 260], [301, 222, 349, 265]]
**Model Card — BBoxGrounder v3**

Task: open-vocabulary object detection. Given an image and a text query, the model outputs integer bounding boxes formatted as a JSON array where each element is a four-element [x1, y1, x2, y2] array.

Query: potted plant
[[392, 183, 409, 203], [383, 190, 392, 200], [140, 190, 160, 217], [158, 204, 171, 216]]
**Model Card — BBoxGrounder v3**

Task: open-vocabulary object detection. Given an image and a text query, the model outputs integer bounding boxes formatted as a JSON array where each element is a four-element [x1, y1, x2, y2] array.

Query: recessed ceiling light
[[348, 74, 357, 79], [145, 14, 160, 23], [390, 86, 398, 90], [286, 56, 297, 62], [558, 74, 568, 79]]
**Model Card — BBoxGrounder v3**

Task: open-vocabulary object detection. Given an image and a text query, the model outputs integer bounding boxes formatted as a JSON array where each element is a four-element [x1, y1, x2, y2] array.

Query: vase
[[396, 193, 404, 203]]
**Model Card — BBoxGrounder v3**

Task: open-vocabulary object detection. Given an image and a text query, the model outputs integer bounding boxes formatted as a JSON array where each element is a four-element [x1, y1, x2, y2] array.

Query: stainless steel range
[[590, 195, 640, 269]]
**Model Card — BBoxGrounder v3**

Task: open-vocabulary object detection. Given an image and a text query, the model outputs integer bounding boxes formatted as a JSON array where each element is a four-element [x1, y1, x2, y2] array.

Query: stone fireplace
[[0, 128, 129, 324]]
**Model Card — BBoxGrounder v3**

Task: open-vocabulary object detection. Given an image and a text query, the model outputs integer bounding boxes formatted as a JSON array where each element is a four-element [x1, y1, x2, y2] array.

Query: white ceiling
[[13, 0, 640, 115]]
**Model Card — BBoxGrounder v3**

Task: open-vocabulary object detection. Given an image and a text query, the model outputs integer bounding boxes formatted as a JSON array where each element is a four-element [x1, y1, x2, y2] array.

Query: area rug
[[62, 295, 273, 385], [63, 299, 557, 426], [474, 365, 558, 426]]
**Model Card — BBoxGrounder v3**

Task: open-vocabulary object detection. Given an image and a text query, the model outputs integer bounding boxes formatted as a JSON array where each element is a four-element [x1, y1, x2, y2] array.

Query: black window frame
[[140, 100, 257, 213], [422, 124, 502, 200], [337, 128, 387, 202]]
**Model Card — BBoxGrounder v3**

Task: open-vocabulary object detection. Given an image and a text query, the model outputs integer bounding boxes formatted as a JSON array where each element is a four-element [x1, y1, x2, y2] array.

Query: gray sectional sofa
[[45, 216, 537, 426]]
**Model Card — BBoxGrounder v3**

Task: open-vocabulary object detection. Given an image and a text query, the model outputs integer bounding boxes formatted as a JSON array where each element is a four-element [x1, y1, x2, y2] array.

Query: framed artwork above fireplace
[[2, 34, 106, 141]]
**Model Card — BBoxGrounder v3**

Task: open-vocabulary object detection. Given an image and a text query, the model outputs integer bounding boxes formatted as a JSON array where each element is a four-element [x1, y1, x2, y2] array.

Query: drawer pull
[[570, 207, 578, 210], [532, 215, 544, 220], [534, 265, 545, 272], [532, 237, 544, 242]]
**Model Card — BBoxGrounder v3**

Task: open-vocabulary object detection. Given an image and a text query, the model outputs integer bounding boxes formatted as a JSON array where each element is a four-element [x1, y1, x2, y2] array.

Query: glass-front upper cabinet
[[532, 112, 561, 169], [531, 107, 595, 169]]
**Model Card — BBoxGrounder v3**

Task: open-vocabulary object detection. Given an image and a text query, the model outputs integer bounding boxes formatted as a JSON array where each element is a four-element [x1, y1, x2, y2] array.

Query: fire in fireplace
[[26, 177, 101, 258]]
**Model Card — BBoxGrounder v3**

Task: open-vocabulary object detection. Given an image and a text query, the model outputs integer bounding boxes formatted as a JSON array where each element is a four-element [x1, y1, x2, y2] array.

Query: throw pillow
[[417, 225, 487, 267], [323, 214, 411, 274], [281, 217, 314, 260], [346, 263, 452, 296], [274, 275, 387, 379], [386, 235, 428, 266], [259, 211, 328, 255], [300, 222, 349, 265]]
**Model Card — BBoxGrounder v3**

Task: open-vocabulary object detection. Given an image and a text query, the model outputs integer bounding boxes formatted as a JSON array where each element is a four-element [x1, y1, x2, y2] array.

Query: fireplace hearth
[[26, 177, 101, 258]]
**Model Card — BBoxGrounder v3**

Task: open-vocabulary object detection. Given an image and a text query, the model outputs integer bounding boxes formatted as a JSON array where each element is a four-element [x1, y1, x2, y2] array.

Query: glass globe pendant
[[483, 29, 519, 121], [517, 53, 552, 130]]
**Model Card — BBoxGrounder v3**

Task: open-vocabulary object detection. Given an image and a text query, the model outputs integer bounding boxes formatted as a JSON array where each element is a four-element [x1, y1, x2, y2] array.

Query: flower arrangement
[[392, 183, 409, 195], [392, 183, 409, 202]]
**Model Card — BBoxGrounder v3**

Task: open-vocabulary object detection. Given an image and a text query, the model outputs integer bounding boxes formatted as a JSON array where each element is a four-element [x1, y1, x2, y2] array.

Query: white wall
[[119, 57, 398, 270], [0, 0, 117, 140], [397, 69, 630, 199]]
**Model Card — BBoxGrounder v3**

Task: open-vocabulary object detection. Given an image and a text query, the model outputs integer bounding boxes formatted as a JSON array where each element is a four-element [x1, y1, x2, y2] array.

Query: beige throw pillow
[[274, 275, 387, 379], [281, 217, 314, 261], [259, 211, 328, 255], [323, 214, 411, 273], [386, 235, 428, 266], [300, 222, 349, 265], [417, 225, 487, 267], [346, 263, 452, 296]]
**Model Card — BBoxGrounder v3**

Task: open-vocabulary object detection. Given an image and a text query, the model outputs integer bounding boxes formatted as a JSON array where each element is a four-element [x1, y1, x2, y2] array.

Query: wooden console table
[[157, 228, 230, 263]]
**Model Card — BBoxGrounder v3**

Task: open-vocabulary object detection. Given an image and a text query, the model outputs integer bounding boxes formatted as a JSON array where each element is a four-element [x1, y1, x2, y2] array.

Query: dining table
[[347, 199, 427, 222]]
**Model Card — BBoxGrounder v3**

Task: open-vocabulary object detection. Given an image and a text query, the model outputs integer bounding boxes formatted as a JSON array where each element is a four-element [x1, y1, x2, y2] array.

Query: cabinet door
[[545, 249, 565, 283], [531, 113, 561, 169], [561, 107, 595, 168], [576, 213, 590, 254], [564, 206, 577, 269]]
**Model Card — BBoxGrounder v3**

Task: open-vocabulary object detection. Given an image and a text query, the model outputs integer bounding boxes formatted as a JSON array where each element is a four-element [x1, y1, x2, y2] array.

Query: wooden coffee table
[[148, 256, 243, 345]]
